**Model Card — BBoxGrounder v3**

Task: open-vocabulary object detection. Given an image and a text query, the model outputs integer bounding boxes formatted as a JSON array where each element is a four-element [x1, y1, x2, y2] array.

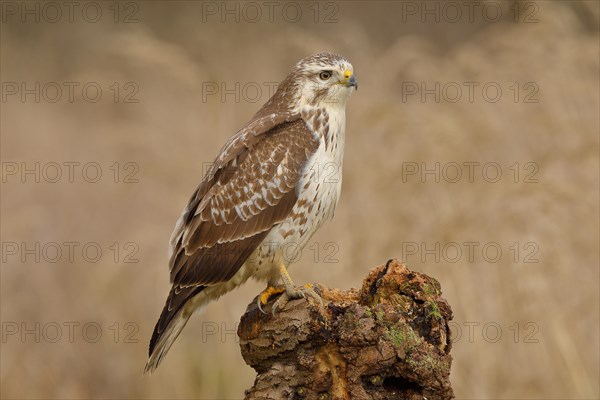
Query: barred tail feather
[[144, 309, 191, 374], [144, 286, 205, 374]]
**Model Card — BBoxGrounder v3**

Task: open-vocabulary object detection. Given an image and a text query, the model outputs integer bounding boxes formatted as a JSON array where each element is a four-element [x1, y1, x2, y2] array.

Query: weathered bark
[[238, 259, 454, 400]]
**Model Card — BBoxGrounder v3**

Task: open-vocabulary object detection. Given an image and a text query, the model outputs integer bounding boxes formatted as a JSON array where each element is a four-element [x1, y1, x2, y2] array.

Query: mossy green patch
[[387, 324, 420, 352], [425, 300, 442, 321]]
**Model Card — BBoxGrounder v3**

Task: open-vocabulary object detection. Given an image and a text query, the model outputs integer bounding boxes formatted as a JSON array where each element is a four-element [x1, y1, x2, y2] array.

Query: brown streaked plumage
[[145, 52, 357, 373]]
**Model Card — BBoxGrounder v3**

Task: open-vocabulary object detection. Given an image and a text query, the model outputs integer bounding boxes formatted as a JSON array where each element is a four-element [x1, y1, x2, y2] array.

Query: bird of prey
[[145, 52, 357, 373]]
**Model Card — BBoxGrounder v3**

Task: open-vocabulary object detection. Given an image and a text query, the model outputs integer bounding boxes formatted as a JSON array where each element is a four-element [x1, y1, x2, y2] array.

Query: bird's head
[[279, 52, 357, 110]]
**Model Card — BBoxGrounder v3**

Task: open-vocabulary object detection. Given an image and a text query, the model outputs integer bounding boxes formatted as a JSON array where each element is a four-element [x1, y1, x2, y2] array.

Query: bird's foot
[[272, 283, 323, 315], [257, 286, 286, 314]]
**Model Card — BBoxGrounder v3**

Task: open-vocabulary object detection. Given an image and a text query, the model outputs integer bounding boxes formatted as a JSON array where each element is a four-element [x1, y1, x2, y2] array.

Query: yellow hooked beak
[[341, 69, 358, 90]]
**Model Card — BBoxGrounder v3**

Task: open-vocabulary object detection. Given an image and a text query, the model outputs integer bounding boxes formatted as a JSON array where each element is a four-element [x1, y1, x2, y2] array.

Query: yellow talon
[[260, 286, 285, 305]]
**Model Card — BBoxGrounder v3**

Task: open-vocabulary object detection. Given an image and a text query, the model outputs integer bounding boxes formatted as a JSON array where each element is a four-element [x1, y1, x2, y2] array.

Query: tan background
[[1, 1, 599, 398]]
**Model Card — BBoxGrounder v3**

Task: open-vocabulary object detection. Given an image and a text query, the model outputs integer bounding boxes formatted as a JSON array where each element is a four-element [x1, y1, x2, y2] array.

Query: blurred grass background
[[1, 1, 598, 399]]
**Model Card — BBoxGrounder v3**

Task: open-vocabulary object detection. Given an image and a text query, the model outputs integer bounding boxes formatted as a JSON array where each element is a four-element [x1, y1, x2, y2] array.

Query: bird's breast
[[282, 107, 346, 245], [246, 107, 346, 278]]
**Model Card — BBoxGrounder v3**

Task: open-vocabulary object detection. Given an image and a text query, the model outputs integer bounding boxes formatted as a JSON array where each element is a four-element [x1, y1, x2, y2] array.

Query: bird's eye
[[319, 71, 332, 80]]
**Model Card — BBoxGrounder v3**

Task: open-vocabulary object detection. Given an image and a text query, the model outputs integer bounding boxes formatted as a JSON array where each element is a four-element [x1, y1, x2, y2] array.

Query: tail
[[144, 285, 205, 374]]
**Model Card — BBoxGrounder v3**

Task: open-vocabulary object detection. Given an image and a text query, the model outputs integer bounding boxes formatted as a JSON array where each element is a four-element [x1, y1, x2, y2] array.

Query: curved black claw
[[257, 286, 285, 314]]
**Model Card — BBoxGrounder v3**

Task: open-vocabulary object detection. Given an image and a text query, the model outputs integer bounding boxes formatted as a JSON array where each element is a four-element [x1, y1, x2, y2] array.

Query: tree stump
[[238, 259, 454, 400]]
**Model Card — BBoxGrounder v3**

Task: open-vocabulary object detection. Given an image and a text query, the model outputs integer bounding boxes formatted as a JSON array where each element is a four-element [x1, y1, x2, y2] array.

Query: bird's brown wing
[[169, 113, 320, 287]]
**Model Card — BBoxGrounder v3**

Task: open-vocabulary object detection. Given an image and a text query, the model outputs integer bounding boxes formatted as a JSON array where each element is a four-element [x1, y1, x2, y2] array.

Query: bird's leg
[[272, 263, 323, 315], [256, 285, 285, 314]]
